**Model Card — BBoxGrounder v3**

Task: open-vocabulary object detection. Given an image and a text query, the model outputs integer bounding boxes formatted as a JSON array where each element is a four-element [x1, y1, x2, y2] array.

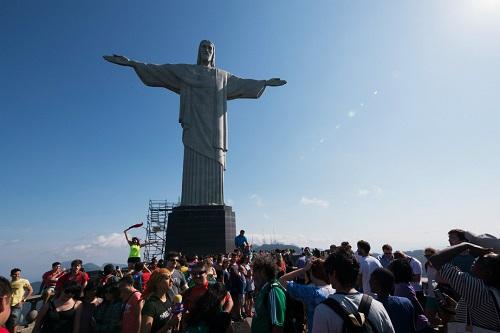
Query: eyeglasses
[[191, 271, 206, 277]]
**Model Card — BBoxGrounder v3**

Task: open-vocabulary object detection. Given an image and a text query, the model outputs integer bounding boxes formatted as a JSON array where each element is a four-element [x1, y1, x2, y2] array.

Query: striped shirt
[[440, 263, 500, 330]]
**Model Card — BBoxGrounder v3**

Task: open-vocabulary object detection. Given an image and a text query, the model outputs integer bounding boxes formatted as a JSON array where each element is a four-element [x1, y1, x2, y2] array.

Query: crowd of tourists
[[0, 228, 499, 333]]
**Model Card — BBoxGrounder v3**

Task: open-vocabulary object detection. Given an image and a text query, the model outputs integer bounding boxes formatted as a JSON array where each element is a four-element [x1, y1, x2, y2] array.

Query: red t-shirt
[[42, 270, 62, 288], [55, 271, 89, 292], [141, 271, 151, 292]]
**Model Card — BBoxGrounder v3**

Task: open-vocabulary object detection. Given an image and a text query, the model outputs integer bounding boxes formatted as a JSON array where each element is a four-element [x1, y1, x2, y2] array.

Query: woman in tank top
[[32, 282, 82, 333]]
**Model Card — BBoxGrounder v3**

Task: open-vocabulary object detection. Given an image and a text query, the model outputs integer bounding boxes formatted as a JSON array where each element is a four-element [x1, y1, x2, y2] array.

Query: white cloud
[[300, 196, 330, 208], [335, 125, 341, 130], [226, 198, 234, 206], [63, 232, 127, 257], [250, 194, 264, 207], [319, 138, 325, 144], [348, 110, 356, 118], [373, 90, 378, 95], [357, 185, 383, 198], [263, 214, 271, 220], [360, 102, 365, 107]]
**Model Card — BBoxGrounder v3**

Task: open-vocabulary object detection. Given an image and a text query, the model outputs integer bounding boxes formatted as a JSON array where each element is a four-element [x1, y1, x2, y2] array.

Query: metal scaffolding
[[143, 200, 176, 262]]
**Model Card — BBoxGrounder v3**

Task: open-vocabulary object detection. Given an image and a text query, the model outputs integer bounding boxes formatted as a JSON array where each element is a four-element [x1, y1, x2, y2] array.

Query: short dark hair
[[240, 230, 245, 234], [310, 259, 330, 284], [63, 281, 82, 298], [475, 253, 500, 289], [166, 251, 180, 260], [382, 244, 393, 251], [10, 268, 21, 276], [448, 229, 467, 241], [370, 268, 395, 294], [103, 264, 115, 275], [252, 255, 278, 281], [0, 276, 12, 297], [119, 275, 134, 286], [324, 249, 360, 287], [388, 259, 413, 283], [52, 262, 61, 268], [357, 240, 371, 254]]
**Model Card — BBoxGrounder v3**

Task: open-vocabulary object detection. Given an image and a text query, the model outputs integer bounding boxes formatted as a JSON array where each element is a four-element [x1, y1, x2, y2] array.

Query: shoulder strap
[[358, 294, 373, 315], [322, 297, 356, 331], [121, 291, 140, 317]]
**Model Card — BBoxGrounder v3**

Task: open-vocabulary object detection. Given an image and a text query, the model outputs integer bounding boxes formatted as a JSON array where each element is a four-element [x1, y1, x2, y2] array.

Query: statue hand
[[266, 78, 287, 86], [103, 54, 132, 67]]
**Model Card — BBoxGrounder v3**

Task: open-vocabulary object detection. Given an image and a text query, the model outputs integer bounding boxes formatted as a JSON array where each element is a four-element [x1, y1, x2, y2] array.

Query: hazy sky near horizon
[[2, 0, 500, 281]]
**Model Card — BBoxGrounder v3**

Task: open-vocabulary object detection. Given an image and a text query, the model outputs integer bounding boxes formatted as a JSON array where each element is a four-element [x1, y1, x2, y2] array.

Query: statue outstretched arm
[[265, 78, 287, 86], [103, 54, 137, 68]]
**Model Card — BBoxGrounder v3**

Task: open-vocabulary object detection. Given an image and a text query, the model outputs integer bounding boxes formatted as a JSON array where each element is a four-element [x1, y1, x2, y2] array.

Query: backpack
[[322, 294, 378, 333], [264, 282, 301, 333]]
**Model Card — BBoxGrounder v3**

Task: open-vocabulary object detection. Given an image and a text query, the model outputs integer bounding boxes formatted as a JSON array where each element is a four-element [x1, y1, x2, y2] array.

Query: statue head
[[197, 40, 215, 67]]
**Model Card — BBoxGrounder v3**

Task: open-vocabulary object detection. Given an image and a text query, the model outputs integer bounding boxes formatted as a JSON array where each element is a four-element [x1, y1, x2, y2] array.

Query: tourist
[[203, 257, 217, 282], [93, 284, 122, 333], [140, 268, 180, 333], [0, 276, 12, 333], [312, 249, 394, 333], [79, 281, 100, 333], [422, 247, 440, 326], [56, 259, 89, 296], [184, 282, 232, 333], [377, 244, 394, 269], [370, 267, 416, 333], [279, 258, 335, 333], [99, 264, 120, 287], [124, 229, 156, 270], [235, 230, 249, 251], [119, 275, 143, 333], [32, 281, 83, 333], [356, 240, 382, 295], [430, 242, 500, 331], [394, 251, 424, 304], [165, 252, 188, 296], [241, 255, 255, 318], [228, 254, 246, 321], [6, 268, 33, 333], [41, 262, 64, 303], [388, 259, 432, 332], [251, 255, 287, 333], [448, 229, 476, 273]]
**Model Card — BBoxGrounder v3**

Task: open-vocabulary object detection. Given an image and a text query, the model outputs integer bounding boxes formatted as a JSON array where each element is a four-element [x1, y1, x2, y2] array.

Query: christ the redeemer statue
[[104, 40, 286, 206]]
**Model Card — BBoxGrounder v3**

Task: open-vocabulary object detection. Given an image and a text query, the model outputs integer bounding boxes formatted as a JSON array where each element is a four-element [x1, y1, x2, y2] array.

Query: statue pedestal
[[165, 205, 236, 256]]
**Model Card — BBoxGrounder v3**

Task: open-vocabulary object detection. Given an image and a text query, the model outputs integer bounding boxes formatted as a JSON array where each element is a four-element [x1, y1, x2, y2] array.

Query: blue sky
[[1, 0, 500, 281]]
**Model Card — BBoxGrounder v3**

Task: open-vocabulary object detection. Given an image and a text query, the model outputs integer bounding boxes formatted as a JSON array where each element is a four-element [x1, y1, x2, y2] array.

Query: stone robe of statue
[[134, 63, 266, 205], [104, 40, 286, 206]]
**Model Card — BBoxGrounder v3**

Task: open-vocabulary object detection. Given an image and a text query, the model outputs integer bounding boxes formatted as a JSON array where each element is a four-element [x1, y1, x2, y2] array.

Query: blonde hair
[[142, 268, 172, 300]]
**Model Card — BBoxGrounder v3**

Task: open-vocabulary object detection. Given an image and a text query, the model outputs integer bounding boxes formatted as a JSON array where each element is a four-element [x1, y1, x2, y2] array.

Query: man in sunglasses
[[183, 262, 233, 314], [165, 252, 188, 296]]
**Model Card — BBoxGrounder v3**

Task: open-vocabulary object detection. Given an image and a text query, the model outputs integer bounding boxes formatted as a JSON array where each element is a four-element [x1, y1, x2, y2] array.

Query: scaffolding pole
[[143, 200, 176, 262]]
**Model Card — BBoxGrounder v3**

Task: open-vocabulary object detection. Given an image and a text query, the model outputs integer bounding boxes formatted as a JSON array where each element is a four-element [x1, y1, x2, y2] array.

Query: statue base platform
[[165, 205, 236, 256]]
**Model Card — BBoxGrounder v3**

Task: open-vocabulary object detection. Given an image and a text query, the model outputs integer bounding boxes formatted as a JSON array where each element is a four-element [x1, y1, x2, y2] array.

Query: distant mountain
[[253, 243, 302, 253]]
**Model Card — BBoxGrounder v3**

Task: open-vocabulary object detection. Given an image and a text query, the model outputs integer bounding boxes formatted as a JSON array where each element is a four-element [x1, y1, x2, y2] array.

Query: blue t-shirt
[[287, 281, 335, 333], [235, 235, 247, 247], [378, 295, 415, 333]]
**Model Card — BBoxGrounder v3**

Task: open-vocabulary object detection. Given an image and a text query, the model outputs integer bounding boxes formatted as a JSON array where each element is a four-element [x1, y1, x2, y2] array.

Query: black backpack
[[322, 294, 379, 333]]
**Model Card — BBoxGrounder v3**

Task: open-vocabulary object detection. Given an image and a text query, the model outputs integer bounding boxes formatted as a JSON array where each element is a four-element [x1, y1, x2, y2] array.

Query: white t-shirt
[[358, 255, 382, 295], [408, 257, 422, 292], [312, 292, 395, 333]]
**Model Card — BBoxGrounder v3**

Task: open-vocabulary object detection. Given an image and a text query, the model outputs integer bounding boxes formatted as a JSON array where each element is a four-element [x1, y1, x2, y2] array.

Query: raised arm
[[124, 229, 132, 246], [429, 242, 492, 270]]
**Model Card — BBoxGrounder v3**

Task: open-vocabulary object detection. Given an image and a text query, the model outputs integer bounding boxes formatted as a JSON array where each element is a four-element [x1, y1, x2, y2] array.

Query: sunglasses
[[191, 270, 206, 277]]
